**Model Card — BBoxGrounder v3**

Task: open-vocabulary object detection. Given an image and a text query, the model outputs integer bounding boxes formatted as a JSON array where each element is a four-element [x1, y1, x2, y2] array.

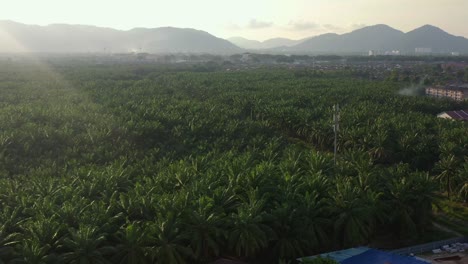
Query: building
[[425, 84, 468, 101], [437, 110, 468, 121], [298, 247, 429, 264], [415, 47, 432, 54], [385, 50, 401, 55], [210, 258, 247, 264]]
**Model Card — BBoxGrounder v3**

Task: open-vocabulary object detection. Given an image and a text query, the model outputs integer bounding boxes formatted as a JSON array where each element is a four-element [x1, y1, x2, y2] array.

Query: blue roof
[[320, 247, 370, 262], [341, 249, 428, 264], [299, 247, 370, 262]]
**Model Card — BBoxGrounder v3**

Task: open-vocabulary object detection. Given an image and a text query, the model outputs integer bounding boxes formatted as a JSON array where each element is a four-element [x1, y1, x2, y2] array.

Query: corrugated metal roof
[[444, 110, 468, 121], [447, 84, 468, 90], [341, 249, 428, 264], [322, 247, 370, 262], [299, 247, 370, 262], [299, 247, 433, 264]]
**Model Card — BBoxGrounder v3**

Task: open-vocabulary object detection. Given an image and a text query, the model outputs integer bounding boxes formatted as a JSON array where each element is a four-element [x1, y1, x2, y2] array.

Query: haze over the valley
[[2, 0, 468, 41], [2, 0, 468, 55], [2, 20, 468, 55]]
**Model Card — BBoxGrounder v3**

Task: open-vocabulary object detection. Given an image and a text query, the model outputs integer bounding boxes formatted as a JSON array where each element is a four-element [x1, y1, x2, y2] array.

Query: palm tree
[[368, 129, 390, 163], [21, 217, 65, 254], [112, 223, 151, 264], [0, 224, 18, 264], [385, 176, 419, 239], [146, 214, 191, 264], [435, 154, 460, 199], [331, 178, 379, 247], [10, 240, 56, 264], [60, 226, 116, 264], [227, 190, 274, 257], [0, 205, 21, 242], [300, 191, 331, 249], [184, 196, 225, 261], [304, 151, 334, 176], [411, 172, 437, 234], [456, 162, 468, 201], [269, 202, 311, 260]]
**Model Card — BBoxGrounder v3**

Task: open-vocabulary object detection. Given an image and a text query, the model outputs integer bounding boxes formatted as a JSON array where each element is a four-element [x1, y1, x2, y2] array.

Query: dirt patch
[[424, 254, 468, 264]]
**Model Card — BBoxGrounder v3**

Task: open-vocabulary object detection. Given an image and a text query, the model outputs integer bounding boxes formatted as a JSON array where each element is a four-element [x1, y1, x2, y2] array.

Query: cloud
[[349, 23, 367, 30], [226, 23, 241, 30], [322, 24, 343, 31], [320, 23, 367, 33], [286, 21, 368, 33], [225, 20, 370, 38], [247, 19, 273, 29], [288, 20, 319, 31]]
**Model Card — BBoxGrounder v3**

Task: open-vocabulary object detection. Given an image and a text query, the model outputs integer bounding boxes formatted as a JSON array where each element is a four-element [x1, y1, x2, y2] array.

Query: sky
[[2, 0, 468, 41]]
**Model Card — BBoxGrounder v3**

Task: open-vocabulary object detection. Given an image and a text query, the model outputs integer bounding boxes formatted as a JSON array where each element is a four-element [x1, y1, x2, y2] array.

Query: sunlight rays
[[0, 25, 72, 88]]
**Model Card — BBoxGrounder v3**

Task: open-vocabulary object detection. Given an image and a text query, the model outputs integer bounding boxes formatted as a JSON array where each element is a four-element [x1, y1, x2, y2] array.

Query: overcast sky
[[2, 0, 468, 41]]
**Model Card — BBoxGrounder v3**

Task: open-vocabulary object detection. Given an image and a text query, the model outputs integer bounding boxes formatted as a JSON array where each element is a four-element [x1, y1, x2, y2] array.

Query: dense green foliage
[[0, 60, 467, 263]]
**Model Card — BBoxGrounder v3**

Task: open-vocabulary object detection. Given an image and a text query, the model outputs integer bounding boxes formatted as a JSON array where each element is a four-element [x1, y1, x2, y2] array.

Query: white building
[[415, 47, 432, 54]]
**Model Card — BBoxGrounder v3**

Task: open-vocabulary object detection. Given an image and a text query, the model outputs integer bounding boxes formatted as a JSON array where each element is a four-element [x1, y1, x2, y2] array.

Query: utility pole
[[333, 104, 340, 166]]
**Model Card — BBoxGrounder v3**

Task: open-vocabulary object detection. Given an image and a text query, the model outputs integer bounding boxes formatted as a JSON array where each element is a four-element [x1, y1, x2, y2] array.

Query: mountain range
[[0, 20, 240, 54], [1, 20, 468, 55], [288, 24, 468, 54]]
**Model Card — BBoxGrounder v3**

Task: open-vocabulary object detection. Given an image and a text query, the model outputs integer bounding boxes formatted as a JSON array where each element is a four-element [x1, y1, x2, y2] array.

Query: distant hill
[[227, 37, 263, 50], [2, 21, 467, 55], [288, 24, 468, 54], [228, 36, 304, 49], [401, 25, 468, 53], [0, 21, 241, 54]]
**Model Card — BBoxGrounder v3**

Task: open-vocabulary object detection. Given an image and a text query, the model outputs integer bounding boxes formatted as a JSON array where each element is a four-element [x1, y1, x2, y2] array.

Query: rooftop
[[438, 110, 468, 121], [428, 84, 468, 91], [299, 247, 429, 264], [210, 258, 248, 264], [448, 84, 468, 89]]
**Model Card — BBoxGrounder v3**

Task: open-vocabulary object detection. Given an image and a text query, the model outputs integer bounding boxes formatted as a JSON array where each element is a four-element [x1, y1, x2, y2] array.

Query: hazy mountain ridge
[[1, 21, 468, 54], [289, 24, 468, 54], [0, 21, 241, 54]]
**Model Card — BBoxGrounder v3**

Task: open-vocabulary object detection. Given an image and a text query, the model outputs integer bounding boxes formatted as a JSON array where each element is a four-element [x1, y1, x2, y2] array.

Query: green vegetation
[[0, 60, 467, 263], [302, 257, 339, 264], [434, 199, 468, 236]]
